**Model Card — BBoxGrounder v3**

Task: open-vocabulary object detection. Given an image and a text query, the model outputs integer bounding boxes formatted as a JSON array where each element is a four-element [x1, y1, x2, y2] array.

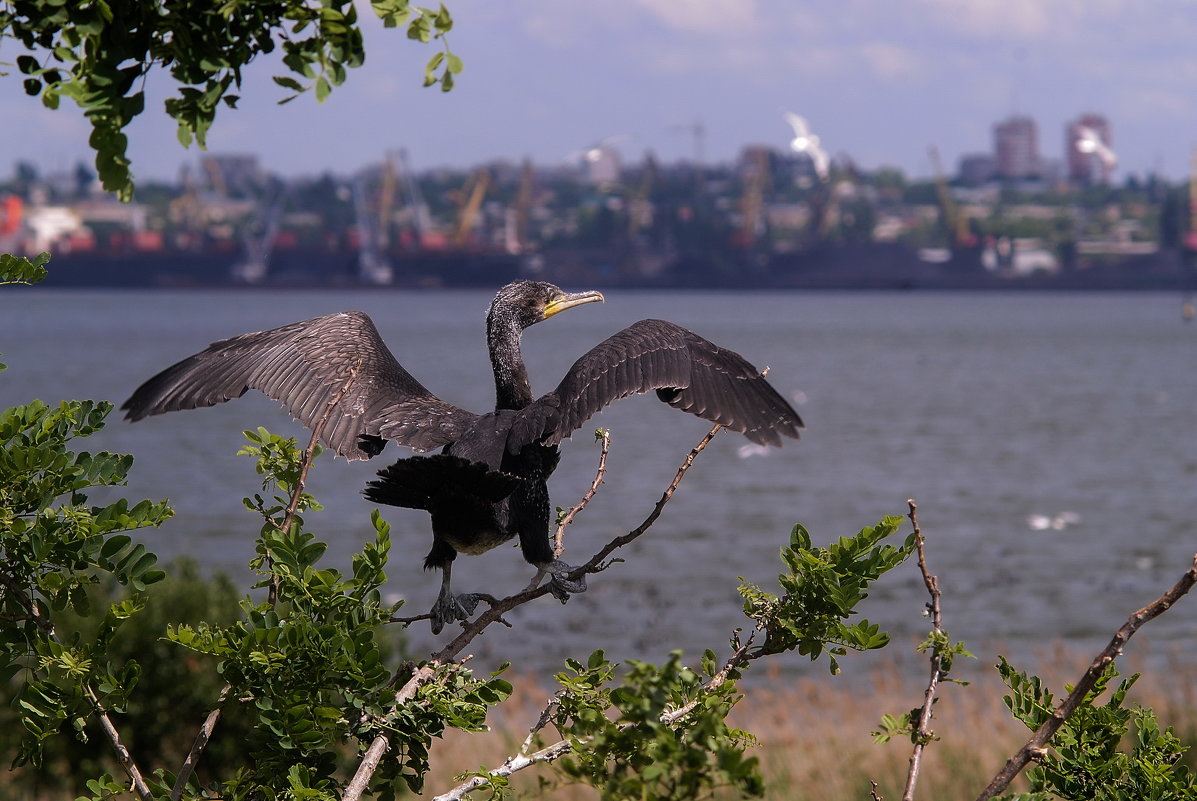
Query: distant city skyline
[[3, 1, 1196, 184]]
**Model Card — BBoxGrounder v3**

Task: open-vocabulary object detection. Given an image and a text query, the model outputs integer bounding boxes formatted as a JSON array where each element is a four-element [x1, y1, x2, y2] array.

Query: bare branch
[[975, 552, 1197, 801], [902, 499, 942, 801], [343, 665, 438, 801], [553, 429, 611, 558], [170, 686, 230, 801]]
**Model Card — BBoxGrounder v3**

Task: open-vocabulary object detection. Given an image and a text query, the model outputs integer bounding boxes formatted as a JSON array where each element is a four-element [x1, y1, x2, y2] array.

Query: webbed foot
[[430, 588, 482, 635], [543, 559, 586, 604]]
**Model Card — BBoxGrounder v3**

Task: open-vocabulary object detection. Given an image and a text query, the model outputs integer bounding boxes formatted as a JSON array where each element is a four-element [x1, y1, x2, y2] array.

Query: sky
[[3, 0, 1197, 185]]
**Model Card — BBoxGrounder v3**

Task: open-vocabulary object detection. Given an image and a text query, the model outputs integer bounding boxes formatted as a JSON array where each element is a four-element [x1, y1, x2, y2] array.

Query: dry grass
[[424, 644, 1197, 801]]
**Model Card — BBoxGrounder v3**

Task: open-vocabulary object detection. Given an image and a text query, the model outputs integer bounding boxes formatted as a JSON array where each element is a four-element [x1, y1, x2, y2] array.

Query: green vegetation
[[0, 0, 457, 199]]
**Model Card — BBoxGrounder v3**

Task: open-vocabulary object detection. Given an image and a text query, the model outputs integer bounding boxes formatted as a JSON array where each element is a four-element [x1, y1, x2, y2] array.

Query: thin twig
[[432, 630, 755, 801], [553, 429, 611, 558], [520, 695, 563, 755], [975, 552, 1197, 801], [268, 363, 360, 604], [902, 499, 942, 801], [343, 423, 723, 799]]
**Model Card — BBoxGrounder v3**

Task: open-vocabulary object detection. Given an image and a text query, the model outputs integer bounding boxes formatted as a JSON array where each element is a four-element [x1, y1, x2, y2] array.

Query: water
[[2, 288, 1195, 679]]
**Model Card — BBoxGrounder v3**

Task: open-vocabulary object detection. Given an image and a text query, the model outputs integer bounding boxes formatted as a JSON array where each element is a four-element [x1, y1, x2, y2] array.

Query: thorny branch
[[902, 499, 943, 801], [343, 422, 724, 800], [974, 552, 1197, 801]]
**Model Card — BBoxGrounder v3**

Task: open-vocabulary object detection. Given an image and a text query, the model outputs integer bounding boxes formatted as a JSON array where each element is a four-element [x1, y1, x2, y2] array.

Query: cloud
[[627, 0, 761, 34]]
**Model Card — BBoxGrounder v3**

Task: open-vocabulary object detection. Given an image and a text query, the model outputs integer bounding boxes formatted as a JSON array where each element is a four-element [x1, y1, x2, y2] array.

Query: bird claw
[[430, 590, 482, 634], [544, 560, 586, 603]]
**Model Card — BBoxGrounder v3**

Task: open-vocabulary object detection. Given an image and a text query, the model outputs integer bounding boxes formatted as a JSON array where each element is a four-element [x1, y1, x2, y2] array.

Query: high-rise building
[[1066, 114, 1114, 185], [993, 116, 1040, 180]]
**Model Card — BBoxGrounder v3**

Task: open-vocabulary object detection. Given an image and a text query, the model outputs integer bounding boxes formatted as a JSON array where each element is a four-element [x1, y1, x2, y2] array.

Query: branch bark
[[902, 498, 942, 801], [975, 552, 1197, 801]]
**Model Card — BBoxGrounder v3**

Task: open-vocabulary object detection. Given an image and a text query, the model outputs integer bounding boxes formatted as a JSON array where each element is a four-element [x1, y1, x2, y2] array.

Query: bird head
[[491, 281, 605, 330]]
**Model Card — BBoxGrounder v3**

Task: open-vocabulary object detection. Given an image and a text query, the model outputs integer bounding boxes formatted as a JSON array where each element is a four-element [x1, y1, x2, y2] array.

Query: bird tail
[[363, 454, 520, 511]]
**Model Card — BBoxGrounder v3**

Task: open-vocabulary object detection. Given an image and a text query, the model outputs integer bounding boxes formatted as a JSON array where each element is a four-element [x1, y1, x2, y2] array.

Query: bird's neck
[[487, 315, 534, 410]]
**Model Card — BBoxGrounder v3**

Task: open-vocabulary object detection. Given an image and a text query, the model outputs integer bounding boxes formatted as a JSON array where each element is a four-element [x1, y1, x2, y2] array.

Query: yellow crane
[[377, 152, 398, 249], [928, 145, 971, 248], [452, 168, 491, 248]]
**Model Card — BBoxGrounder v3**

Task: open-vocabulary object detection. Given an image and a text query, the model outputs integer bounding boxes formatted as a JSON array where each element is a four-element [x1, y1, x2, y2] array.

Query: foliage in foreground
[[997, 657, 1196, 800], [0, 1, 459, 199], [0, 396, 916, 798]]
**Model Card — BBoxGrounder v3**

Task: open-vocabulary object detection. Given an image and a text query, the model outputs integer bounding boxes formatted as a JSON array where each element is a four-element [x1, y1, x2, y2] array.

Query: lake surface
[[2, 288, 1195, 680]]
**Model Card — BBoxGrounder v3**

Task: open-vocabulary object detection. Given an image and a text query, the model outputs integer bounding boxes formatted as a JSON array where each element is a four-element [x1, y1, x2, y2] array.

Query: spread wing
[[121, 311, 479, 459], [512, 319, 803, 450]]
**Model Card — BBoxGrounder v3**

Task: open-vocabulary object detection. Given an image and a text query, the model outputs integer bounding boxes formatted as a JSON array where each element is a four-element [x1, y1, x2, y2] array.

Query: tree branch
[[975, 552, 1197, 801], [344, 423, 723, 799], [170, 686, 230, 801], [430, 630, 757, 801], [268, 362, 361, 604], [177, 368, 363, 794], [553, 429, 611, 558], [902, 498, 942, 801], [88, 687, 154, 801]]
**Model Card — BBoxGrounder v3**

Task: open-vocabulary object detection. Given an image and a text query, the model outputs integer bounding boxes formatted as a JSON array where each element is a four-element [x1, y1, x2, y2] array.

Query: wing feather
[[518, 319, 802, 449], [122, 311, 479, 459]]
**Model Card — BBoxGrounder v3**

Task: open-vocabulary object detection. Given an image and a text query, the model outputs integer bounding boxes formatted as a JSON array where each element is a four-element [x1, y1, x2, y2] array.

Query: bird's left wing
[[122, 311, 478, 459], [512, 319, 803, 450]]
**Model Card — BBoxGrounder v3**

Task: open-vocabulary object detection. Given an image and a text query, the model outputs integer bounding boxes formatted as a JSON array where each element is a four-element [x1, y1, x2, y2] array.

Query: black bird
[[123, 281, 803, 632]]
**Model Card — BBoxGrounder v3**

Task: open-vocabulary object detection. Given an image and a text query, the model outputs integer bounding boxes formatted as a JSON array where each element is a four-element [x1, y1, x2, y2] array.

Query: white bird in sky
[[1076, 126, 1117, 169], [783, 112, 830, 181]]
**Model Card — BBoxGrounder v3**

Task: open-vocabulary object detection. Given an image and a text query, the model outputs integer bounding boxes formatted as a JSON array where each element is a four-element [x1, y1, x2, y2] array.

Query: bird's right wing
[[122, 311, 478, 459], [513, 319, 803, 450]]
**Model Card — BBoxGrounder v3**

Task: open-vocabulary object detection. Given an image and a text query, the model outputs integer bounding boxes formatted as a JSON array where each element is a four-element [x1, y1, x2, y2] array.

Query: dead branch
[[902, 499, 943, 801], [170, 686, 230, 801], [553, 429, 611, 558], [88, 687, 153, 801], [975, 552, 1197, 801]]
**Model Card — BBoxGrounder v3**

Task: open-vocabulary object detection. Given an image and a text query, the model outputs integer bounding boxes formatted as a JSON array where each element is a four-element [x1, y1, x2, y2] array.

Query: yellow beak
[[544, 289, 605, 320]]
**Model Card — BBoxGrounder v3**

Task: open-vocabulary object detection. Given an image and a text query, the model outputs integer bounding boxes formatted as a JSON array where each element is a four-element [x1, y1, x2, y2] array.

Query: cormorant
[[123, 281, 803, 632]]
